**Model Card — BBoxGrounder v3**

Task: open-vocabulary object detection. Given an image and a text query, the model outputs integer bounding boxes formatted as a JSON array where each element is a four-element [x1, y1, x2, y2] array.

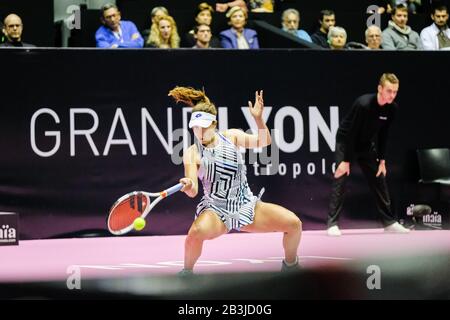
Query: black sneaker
[[178, 269, 194, 277]]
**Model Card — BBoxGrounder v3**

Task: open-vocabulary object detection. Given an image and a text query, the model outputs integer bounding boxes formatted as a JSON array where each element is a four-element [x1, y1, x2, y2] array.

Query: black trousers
[[327, 143, 397, 228]]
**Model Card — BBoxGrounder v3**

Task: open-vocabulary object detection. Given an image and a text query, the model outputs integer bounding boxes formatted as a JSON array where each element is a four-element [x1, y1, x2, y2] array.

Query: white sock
[[284, 256, 298, 267]]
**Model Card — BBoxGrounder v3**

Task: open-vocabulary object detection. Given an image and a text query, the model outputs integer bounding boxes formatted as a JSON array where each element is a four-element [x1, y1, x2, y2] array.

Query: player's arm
[[180, 144, 200, 198], [224, 90, 271, 149], [343, 101, 365, 162], [335, 100, 365, 178]]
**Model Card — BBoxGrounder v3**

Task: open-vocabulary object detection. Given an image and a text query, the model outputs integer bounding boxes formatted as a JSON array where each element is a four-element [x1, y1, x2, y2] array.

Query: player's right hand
[[180, 177, 194, 193], [334, 161, 350, 178]]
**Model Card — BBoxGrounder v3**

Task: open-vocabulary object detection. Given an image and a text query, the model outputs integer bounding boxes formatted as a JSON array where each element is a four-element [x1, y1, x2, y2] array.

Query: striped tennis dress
[[195, 132, 264, 231]]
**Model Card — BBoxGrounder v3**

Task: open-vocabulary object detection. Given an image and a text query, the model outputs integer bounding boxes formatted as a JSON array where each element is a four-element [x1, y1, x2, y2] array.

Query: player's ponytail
[[168, 86, 217, 115]]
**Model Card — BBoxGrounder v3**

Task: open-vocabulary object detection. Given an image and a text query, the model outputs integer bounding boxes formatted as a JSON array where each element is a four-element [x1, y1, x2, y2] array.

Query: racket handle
[[165, 183, 183, 197]]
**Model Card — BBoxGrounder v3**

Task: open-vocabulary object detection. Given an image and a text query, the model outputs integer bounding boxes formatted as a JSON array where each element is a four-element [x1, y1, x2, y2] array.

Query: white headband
[[189, 111, 216, 128]]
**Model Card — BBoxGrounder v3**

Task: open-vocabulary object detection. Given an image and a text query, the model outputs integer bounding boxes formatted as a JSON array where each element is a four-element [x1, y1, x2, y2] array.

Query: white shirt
[[112, 26, 123, 43], [236, 33, 250, 49], [420, 23, 450, 50]]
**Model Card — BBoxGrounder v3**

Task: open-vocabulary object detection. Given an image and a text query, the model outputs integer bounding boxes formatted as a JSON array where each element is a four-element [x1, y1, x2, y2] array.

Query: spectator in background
[[142, 6, 170, 40], [328, 26, 347, 50], [311, 10, 336, 48], [0, 21, 5, 44], [216, 1, 248, 13], [371, 0, 389, 14], [374, 1, 421, 14], [216, 1, 274, 13], [382, 4, 423, 49], [151, 6, 169, 23], [365, 25, 383, 49], [220, 6, 259, 49], [146, 15, 180, 48], [184, 2, 221, 48], [346, 25, 382, 50], [247, 0, 274, 12], [281, 9, 312, 43], [420, 5, 450, 49], [0, 14, 35, 47], [192, 24, 213, 48], [95, 3, 143, 48], [395, 1, 421, 14]]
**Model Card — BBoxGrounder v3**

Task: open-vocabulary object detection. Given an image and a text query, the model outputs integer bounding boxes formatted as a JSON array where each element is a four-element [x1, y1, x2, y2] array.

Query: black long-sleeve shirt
[[336, 93, 397, 162], [0, 40, 35, 47], [311, 29, 329, 48]]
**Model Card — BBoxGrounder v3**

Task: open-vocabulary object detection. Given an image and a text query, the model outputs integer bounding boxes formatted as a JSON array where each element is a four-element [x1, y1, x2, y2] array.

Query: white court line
[[269, 256, 353, 261], [300, 256, 353, 261], [119, 263, 167, 269], [71, 256, 353, 271]]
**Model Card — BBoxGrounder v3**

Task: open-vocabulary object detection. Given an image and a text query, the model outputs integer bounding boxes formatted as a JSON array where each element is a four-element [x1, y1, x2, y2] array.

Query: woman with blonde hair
[[146, 15, 180, 48], [168, 86, 302, 275]]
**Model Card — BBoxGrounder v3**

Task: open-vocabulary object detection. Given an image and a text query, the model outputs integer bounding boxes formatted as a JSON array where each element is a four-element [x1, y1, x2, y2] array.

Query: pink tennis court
[[2, 229, 449, 283]]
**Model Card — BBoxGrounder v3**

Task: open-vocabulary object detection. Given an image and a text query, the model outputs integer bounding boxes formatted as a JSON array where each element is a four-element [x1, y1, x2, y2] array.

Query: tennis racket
[[107, 182, 183, 235]]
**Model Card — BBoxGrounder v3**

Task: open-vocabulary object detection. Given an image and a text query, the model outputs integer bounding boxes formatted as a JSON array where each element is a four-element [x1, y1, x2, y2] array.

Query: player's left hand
[[376, 160, 387, 177], [248, 90, 264, 120]]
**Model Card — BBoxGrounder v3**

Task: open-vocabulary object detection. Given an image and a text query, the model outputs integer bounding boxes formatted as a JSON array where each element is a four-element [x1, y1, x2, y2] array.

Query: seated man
[[0, 14, 35, 47], [420, 5, 450, 50], [95, 3, 143, 48], [192, 24, 213, 48], [382, 4, 422, 50], [311, 10, 336, 48], [281, 8, 312, 43]]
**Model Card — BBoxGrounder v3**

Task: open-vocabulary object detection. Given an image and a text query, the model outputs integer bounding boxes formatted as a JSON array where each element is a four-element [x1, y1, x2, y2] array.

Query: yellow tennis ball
[[133, 217, 146, 231]]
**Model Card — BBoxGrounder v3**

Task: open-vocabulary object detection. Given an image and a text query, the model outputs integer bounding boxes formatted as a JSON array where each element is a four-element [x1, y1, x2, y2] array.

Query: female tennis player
[[169, 87, 302, 275]]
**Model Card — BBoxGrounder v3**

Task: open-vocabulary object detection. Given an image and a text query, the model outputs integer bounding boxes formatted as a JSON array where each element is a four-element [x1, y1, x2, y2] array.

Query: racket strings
[[109, 193, 148, 231], [137, 192, 143, 212]]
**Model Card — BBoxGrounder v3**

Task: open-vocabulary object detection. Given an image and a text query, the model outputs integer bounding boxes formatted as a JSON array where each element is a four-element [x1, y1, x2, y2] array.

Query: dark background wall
[[0, 48, 449, 240]]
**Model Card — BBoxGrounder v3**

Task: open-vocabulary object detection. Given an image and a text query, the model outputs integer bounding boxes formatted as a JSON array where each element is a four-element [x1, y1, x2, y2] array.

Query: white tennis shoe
[[384, 222, 410, 233], [327, 225, 342, 236]]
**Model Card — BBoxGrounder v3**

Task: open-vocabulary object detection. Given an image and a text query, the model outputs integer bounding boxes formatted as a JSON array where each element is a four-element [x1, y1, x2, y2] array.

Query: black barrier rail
[[0, 48, 449, 239], [252, 20, 323, 49]]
